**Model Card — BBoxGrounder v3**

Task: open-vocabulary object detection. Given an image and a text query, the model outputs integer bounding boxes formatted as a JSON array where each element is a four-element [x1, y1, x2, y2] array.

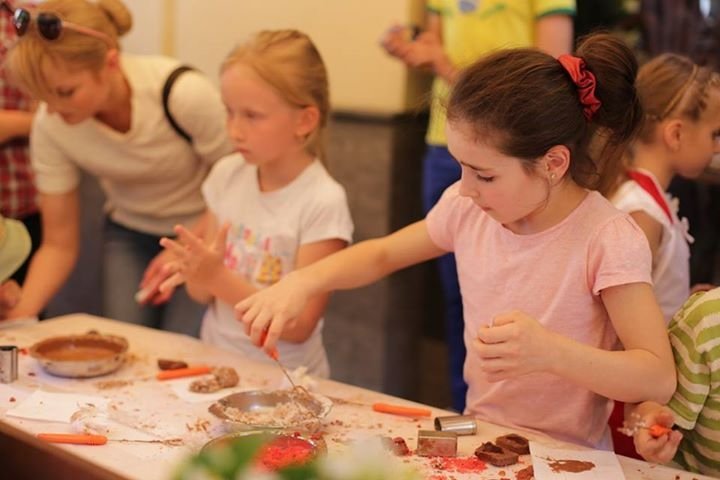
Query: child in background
[[237, 33, 675, 449], [160, 30, 353, 377], [0, 1, 39, 287], [631, 288, 720, 477], [610, 54, 720, 323], [0, 215, 31, 316]]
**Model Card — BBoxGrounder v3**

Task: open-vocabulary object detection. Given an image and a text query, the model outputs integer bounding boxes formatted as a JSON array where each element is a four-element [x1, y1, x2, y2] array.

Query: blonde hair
[[221, 30, 330, 160], [636, 53, 720, 143], [5, 0, 132, 100]]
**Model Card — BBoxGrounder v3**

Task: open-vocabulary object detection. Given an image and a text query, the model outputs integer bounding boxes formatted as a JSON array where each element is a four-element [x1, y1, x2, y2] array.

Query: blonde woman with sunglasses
[[2, 0, 233, 335]]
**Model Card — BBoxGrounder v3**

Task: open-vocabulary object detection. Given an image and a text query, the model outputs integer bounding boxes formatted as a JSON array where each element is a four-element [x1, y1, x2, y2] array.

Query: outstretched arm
[[161, 220, 349, 343], [236, 220, 446, 352]]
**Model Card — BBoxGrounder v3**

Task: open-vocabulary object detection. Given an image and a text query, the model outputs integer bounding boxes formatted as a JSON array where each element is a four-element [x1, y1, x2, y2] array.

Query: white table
[[0, 315, 712, 480]]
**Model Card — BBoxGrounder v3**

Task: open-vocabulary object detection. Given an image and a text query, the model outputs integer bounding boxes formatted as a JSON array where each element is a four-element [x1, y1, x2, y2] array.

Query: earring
[[549, 173, 556, 182]]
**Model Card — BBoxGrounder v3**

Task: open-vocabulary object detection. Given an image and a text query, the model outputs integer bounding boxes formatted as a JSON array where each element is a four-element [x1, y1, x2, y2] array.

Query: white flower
[[317, 437, 421, 480]]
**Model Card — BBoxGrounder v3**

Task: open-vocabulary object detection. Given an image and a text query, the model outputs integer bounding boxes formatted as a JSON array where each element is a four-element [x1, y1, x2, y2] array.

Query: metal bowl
[[208, 389, 333, 430], [202, 429, 326, 454], [201, 431, 326, 470], [30, 332, 128, 378]]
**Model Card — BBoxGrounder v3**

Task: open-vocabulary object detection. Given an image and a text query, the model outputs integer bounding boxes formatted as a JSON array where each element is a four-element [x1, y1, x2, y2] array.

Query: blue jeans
[[102, 219, 204, 337], [423, 145, 467, 413]]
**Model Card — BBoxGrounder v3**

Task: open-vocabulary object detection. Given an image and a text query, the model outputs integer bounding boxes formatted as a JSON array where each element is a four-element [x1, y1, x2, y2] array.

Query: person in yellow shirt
[[382, 0, 574, 412]]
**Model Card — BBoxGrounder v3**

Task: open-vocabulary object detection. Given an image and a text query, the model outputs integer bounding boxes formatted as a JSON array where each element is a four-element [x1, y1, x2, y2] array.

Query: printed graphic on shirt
[[224, 223, 296, 287], [458, 0, 481, 12]]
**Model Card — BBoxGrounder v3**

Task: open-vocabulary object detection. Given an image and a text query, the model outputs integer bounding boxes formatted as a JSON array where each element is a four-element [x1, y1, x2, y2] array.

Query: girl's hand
[[633, 405, 682, 464], [690, 283, 715, 294], [473, 310, 558, 382], [234, 271, 310, 353], [159, 223, 229, 290]]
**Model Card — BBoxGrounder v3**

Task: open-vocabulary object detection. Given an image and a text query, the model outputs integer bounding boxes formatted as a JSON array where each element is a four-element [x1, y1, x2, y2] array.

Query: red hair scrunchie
[[558, 54, 602, 121]]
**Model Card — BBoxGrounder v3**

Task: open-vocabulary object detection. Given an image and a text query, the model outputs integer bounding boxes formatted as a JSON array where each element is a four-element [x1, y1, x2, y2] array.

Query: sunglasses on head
[[10, 6, 114, 45]]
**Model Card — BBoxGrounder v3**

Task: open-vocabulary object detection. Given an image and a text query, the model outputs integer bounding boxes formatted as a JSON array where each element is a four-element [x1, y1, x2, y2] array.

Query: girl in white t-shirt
[[159, 30, 353, 377], [610, 54, 720, 323], [236, 34, 675, 449]]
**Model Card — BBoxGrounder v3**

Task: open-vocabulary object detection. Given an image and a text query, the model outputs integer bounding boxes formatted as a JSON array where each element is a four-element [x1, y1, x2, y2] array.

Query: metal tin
[[0, 345, 18, 383], [416, 429, 457, 457], [434, 414, 478, 435]]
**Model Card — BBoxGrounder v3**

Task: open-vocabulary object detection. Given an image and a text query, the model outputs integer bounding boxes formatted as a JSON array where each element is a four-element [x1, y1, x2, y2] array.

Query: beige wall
[[120, 0, 428, 116]]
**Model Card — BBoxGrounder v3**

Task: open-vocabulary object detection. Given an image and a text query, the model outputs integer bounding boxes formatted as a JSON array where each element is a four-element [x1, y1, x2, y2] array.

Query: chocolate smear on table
[[515, 465, 534, 480], [546, 458, 595, 473]]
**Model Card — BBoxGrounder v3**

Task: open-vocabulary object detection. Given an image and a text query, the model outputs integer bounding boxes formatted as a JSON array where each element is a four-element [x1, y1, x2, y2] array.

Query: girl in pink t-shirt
[[236, 33, 676, 449]]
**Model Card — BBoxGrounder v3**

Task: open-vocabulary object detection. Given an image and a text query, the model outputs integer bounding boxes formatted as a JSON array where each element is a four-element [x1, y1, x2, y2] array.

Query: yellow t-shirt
[[425, 0, 576, 145]]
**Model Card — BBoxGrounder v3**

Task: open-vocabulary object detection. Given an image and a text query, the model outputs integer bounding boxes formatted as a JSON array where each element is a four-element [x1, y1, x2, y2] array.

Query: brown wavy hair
[[447, 33, 642, 197]]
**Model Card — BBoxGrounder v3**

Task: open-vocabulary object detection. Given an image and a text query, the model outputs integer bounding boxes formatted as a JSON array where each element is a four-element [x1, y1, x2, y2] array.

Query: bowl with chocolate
[[209, 388, 332, 431], [30, 332, 128, 378], [202, 430, 326, 471]]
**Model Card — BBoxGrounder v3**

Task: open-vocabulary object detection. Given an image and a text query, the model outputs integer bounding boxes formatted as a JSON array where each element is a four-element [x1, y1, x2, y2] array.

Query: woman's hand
[[137, 249, 175, 305], [159, 223, 229, 292], [473, 310, 559, 382], [234, 271, 310, 353], [632, 403, 682, 464]]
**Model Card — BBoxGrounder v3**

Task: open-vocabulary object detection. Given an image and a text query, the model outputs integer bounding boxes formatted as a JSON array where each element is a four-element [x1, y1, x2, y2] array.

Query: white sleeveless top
[[612, 169, 692, 323]]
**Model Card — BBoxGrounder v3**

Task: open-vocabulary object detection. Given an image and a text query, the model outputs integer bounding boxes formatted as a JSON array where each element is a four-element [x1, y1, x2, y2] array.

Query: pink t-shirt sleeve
[[425, 182, 463, 252], [587, 214, 653, 295]]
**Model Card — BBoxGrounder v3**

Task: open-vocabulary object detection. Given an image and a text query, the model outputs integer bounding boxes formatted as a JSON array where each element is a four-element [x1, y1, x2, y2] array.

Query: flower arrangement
[[173, 434, 423, 480]]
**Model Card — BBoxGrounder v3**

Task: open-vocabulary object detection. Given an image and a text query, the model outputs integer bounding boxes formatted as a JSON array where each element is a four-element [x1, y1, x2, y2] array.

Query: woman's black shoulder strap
[[162, 65, 196, 143]]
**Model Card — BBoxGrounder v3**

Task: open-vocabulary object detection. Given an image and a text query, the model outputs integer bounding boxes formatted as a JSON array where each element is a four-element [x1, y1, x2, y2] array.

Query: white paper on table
[[5, 389, 110, 423], [0, 383, 32, 406], [530, 441, 626, 480], [69, 407, 158, 441], [0, 316, 38, 330], [166, 375, 253, 403]]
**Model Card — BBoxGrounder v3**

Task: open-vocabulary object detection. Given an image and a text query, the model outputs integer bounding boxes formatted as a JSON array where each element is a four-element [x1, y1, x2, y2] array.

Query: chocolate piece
[[158, 358, 188, 370], [212, 366, 239, 388], [495, 433, 530, 455], [474, 441, 519, 467], [515, 465, 534, 480], [189, 377, 221, 393], [381, 436, 410, 456]]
